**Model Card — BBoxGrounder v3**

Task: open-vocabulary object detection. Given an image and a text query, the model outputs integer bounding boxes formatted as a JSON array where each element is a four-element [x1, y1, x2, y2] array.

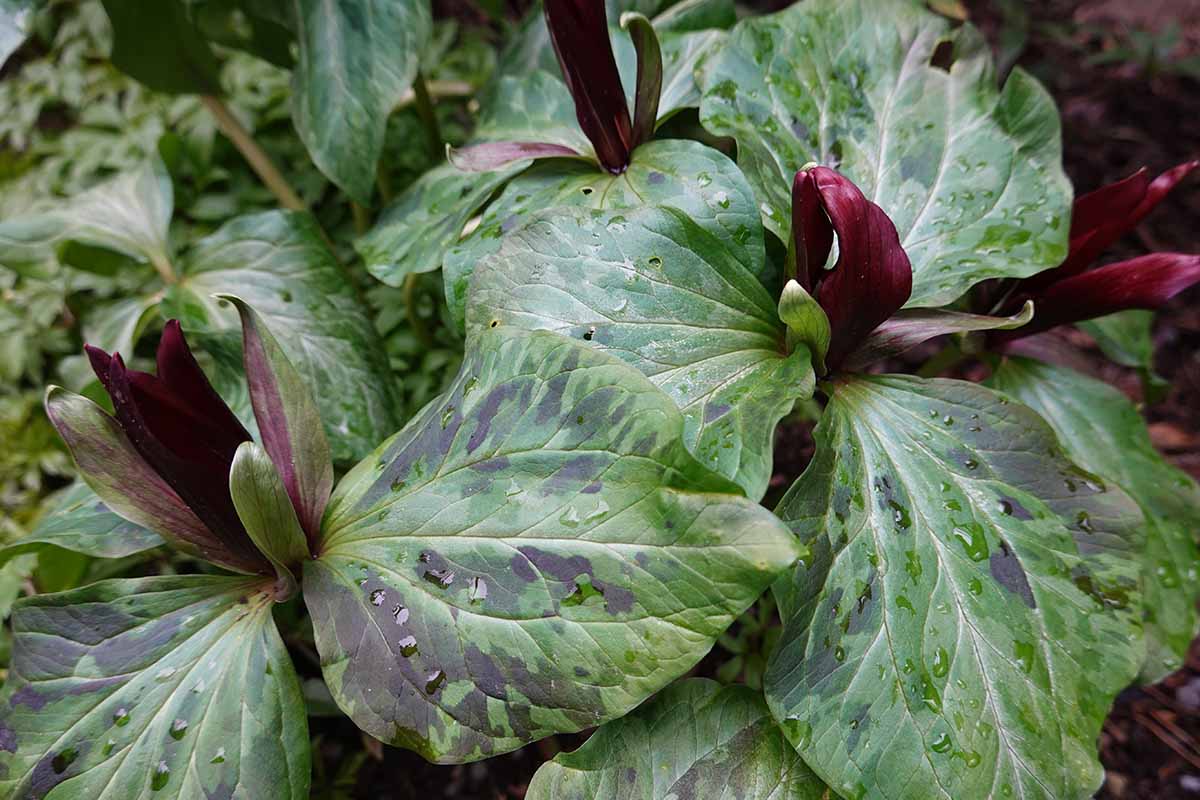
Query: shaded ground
[[330, 1, 1200, 796]]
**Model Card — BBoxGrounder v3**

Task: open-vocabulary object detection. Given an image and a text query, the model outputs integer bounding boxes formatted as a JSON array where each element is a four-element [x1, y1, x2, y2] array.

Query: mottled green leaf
[[0, 157, 173, 275], [0, 482, 163, 568], [0, 576, 309, 799], [290, 0, 432, 202], [528, 678, 828, 799], [162, 210, 401, 464], [766, 375, 1144, 800], [468, 204, 811, 499], [357, 161, 527, 286], [306, 327, 799, 762], [0, 0, 35, 68], [990, 357, 1200, 683], [445, 138, 765, 330], [359, 14, 730, 289], [99, 0, 221, 94], [698, 0, 1071, 306]]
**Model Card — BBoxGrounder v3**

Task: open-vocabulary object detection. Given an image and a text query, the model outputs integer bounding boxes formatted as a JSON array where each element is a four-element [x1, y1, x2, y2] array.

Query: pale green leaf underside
[[766, 375, 1144, 800], [698, 0, 1071, 306], [527, 678, 829, 800], [306, 327, 798, 763], [446, 138, 766, 329], [0, 576, 308, 800], [0, 482, 163, 568], [466, 203, 812, 499], [290, 0, 431, 202], [162, 210, 401, 465], [990, 357, 1200, 683]]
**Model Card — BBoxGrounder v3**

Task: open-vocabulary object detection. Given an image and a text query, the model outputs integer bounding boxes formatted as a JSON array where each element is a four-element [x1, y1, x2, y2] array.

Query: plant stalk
[[404, 272, 433, 348], [411, 72, 444, 160], [201, 95, 306, 213], [149, 252, 177, 285]]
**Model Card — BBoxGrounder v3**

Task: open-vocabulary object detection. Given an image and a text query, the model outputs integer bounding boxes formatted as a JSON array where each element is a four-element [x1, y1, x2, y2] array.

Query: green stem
[[412, 72, 444, 160], [201, 95, 307, 213], [403, 272, 433, 348], [351, 201, 370, 236]]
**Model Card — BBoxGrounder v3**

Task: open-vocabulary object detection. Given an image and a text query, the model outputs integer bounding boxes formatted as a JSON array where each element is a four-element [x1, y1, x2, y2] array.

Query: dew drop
[[505, 478, 522, 496], [962, 458, 979, 471], [370, 589, 386, 606], [469, 577, 488, 604], [921, 674, 943, 713], [559, 505, 581, 527], [392, 604, 409, 625], [154, 667, 177, 682], [441, 406, 455, 429], [931, 733, 952, 753], [422, 568, 454, 589], [398, 636, 419, 657], [425, 670, 447, 694], [151, 760, 170, 791], [391, 478, 407, 492], [102, 738, 116, 756], [113, 707, 131, 727], [647, 256, 662, 269], [1013, 640, 1036, 674], [584, 500, 610, 522], [931, 647, 950, 678], [169, 719, 188, 740], [583, 326, 596, 341], [211, 747, 226, 764]]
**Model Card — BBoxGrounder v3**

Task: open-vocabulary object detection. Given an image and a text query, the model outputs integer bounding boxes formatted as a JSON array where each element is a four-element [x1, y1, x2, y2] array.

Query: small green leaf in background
[[164, 210, 402, 464], [0, 0, 36, 68], [290, 0, 433, 203], [527, 678, 830, 800], [0, 576, 309, 799], [0, 156, 174, 279], [698, 0, 1071, 306], [766, 375, 1144, 800], [356, 161, 526, 286], [1078, 309, 1168, 398], [305, 327, 799, 763], [990, 357, 1200, 682], [98, 0, 221, 94], [468, 205, 813, 500], [0, 481, 163, 568]]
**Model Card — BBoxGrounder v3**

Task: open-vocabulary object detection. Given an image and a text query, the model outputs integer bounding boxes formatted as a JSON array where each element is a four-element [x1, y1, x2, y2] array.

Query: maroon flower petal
[[156, 320, 253, 455], [995, 253, 1200, 343], [1028, 160, 1198, 290], [105, 352, 267, 573], [791, 169, 834, 293], [802, 167, 913, 370], [545, 0, 633, 173]]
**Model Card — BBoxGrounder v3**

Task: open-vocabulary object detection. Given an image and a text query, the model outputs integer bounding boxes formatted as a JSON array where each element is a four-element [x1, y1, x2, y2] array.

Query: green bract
[[990, 358, 1200, 682], [306, 326, 799, 761], [467, 204, 812, 499], [698, 0, 1072, 306], [527, 678, 827, 799], [766, 375, 1144, 800], [0, 576, 309, 799]]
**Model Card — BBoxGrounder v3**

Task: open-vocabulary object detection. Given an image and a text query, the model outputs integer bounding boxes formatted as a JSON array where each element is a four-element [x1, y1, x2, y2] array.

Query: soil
[[334, 1, 1200, 795]]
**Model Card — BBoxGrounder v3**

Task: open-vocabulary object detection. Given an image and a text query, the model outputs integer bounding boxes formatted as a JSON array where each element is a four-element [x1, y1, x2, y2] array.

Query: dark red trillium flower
[[451, 0, 661, 174], [83, 322, 273, 574], [545, 0, 634, 173], [988, 161, 1200, 345], [791, 166, 913, 371]]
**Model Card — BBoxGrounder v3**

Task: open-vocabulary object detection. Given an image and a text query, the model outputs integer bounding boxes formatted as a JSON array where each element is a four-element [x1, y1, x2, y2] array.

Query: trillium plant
[[1, 0, 1198, 798]]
